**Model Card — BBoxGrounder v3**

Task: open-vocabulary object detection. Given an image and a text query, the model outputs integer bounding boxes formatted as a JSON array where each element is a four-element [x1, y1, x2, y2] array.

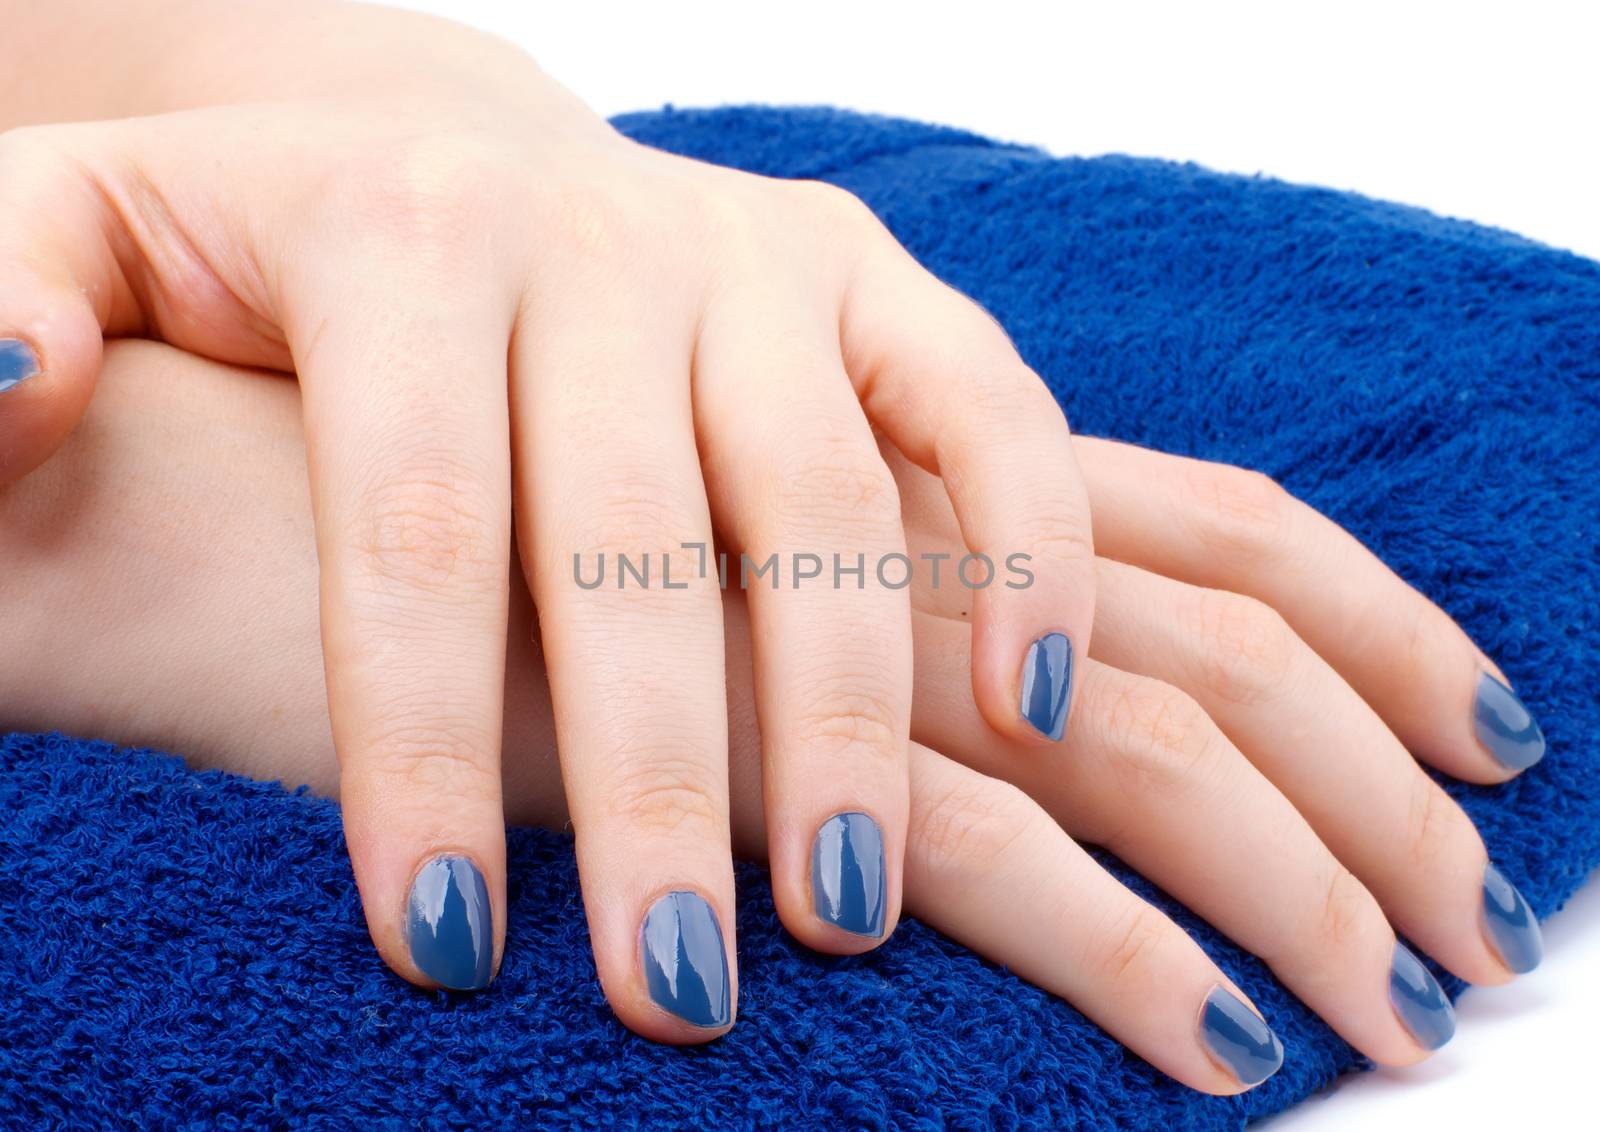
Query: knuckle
[[1184, 463, 1293, 566], [364, 720, 500, 800], [1101, 679, 1224, 801], [354, 473, 503, 594], [1390, 593, 1461, 684], [337, 136, 513, 255], [959, 358, 1051, 427], [912, 773, 1037, 881], [531, 181, 643, 266], [1312, 865, 1377, 952], [1183, 589, 1297, 705], [1405, 781, 1465, 875], [555, 465, 705, 565], [1093, 904, 1176, 988], [786, 178, 880, 233], [765, 427, 902, 533], [1017, 510, 1096, 572], [791, 681, 905, 765], [605, 750, 724, 836]]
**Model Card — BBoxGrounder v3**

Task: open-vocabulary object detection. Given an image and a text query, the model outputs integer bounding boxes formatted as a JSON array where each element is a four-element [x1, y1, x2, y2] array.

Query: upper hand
[[0, 75, 1095, 1037]]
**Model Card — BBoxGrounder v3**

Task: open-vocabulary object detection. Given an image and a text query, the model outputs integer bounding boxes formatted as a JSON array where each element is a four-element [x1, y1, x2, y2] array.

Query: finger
[[1075, 436, 1544, 782], [695, 272, 909, 955], [1087, 560, 1542, 984], [0, 122, 296, 482], [515, 275, 736, 1041], [837, 201, 1094, 746], [908, 610, 1453, 1064], [280, 245, 515, 991], [0, 126, 139, 480], [903, 743, 1282, 1093], [892, 436, 1541, 979]]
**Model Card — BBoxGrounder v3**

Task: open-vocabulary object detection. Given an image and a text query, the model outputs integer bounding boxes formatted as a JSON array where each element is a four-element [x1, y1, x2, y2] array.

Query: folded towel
[[3, 106, 1597, 1130]]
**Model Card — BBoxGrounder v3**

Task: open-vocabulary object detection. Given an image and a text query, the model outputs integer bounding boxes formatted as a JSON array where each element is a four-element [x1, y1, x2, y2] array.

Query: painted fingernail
[[406, 855, 494, 991], [1474, 672, 1545, 771], [1389, 941, 1455, 1050], [812, 811, 887, 938], [0, 338, 41, 393], [642, 891, 731, 1028], [1199, 985, 1284, 1086], [1483, 862, 1544, 974], [1020, 631, 1073, 741]]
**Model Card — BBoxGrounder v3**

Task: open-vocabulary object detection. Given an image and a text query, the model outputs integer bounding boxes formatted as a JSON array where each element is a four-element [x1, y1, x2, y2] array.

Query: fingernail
[[1473, 672, 1545, 771], [812, 811, 887, 938], [406, 855, 494, 991], [1019, 631, 1073, 741], [1483, 862, 1544, 974], [1389, 941, 1455, 1050], [1199, 985, 1284, 1086], [642, 890, 731, 1028], [0, 338, 41, 393]]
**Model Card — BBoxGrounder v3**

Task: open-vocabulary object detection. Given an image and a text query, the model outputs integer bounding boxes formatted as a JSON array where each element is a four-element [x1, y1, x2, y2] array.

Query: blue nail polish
[[0, 338, 40, 393], [1473, 673, 1545, 771], [406, 856, 494, 991], [1389, 941, 1455, 1050], [812, 812, 887, 938], [642, 891, 730, 1028], [1483, 863, 1544, 974], [1199, 986, 1284, 1086], [1020, 632, 1073, 741]]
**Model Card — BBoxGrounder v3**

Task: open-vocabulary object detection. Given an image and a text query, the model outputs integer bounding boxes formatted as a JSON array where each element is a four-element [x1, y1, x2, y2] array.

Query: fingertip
[[403, 853, 498, 992], [1196, 984, 1285, 1091], [0, 299, 104, 482], [1472, 670, 1547, 775], [636, 889, 737, 1040]]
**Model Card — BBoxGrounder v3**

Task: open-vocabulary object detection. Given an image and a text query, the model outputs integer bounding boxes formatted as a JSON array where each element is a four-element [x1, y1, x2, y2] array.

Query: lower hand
[[0, 342, 1544, 1089]]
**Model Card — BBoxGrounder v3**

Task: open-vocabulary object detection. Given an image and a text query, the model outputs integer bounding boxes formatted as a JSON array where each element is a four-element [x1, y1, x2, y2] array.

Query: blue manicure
[[812, 812, 887, 938], [0, 338, 40, 393], [1020, 632, 1073, 741], [1473, 673, 1545, 771], [1483, 863, 1544, 974], [642, 891, 730, 1028], [1199, 986, 1284, 1086], [1389, 941, 1455, 1050], [406, 856, 494, 991]]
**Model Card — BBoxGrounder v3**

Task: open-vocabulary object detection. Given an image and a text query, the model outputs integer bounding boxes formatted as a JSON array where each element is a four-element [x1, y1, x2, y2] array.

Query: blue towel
[[3, 107, 1597, 1130]]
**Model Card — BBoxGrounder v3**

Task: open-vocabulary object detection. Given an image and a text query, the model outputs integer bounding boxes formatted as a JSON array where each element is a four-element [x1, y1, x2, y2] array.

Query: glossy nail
[[1473, 672, 1545, 771], [812, 811, 887, 938], [1389, 941, 1455, 1050], [1199, 985, 1284, 1087], [0, 338, 40, 393], [1019, 632, 1073, 741], [642, 891, 730, 1028], [1483, 863, 1544, 974], [406, 855, 494, 991]]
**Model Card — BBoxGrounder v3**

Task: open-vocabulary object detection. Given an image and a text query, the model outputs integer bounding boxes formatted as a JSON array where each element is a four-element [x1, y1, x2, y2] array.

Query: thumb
[[0, 118, 290, 482], [0, 125, 146, 482]]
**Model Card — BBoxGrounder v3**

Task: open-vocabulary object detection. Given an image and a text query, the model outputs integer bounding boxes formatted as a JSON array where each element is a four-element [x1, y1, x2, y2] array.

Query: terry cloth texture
[[3, 106, 1598, 1131]]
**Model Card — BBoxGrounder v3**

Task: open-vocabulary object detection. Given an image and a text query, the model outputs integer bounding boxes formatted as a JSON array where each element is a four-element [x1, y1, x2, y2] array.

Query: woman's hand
[[0, 342, 1545, 1090], [0, 3, 1096, 1036]]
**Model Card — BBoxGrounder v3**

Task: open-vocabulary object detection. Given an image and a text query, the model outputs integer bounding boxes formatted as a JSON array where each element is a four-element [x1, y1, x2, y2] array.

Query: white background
[[396, 2, 1598, 1127]]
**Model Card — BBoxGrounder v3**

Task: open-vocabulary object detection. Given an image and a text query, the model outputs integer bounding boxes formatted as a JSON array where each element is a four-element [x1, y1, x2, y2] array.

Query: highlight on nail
[[1197, 984, 1284, 1087], [0, 337, 41, 393], [406, 854, 494, 991], [641, 890, 731, 1028], [1019, 631, 1073, 741]]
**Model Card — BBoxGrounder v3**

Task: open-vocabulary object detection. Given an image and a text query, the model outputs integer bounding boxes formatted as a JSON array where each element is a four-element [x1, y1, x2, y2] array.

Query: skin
[[0, 0, 1099, 1037], [0, 342, 1539, 1089]]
